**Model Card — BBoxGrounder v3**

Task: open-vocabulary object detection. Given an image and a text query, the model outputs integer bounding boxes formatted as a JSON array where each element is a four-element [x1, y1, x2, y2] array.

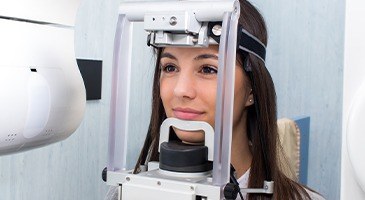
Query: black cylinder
[[159, 141, 212, 173]]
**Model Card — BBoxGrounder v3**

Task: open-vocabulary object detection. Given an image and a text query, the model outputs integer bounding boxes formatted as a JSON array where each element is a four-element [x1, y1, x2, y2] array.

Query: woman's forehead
[[161, 46, 219, 57]]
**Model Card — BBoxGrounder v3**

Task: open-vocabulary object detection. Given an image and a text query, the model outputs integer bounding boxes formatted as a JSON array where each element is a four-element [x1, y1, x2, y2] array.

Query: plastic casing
[[0, 0, 79, 26], [0, 0, 85, 155], [347, 81, 365, 191]]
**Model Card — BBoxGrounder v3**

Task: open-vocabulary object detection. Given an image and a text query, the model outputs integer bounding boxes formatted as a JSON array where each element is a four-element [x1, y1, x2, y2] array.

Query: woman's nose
[[173, 72, 196, 100]]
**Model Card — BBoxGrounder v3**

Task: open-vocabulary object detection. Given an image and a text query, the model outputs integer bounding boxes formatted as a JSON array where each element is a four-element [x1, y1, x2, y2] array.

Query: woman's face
[[159, 46, 253, 144]]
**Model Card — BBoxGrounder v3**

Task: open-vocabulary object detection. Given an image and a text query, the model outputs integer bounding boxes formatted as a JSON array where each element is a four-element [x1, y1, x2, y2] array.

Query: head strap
[[207, 22, 266, 63]]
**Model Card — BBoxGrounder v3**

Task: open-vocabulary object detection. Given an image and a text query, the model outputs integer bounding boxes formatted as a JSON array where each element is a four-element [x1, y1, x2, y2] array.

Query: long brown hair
[[134, 0, 312, 199]]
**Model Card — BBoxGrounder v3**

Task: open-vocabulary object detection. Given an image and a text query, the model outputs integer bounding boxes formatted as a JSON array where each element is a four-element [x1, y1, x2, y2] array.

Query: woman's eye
[[200, 65, 218, 74], [162, 64, 178, 73]]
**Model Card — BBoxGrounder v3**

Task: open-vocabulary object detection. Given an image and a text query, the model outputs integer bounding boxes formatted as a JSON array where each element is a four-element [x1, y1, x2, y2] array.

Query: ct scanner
[[0, 0, 85, 155]]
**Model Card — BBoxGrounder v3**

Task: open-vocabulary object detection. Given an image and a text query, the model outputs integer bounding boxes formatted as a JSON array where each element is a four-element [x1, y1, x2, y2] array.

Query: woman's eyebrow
[[194, 54, 218, 60], [160, 52, 177, 60]]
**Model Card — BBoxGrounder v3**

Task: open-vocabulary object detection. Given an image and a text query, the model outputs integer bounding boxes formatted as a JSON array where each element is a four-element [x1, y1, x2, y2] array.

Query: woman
[[107, 0, 324, 199]]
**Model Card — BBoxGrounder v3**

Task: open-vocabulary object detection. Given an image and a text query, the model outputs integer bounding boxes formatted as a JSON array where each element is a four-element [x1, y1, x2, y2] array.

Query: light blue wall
[[0, 0, 344, 200], [250, 1, 345, 199]]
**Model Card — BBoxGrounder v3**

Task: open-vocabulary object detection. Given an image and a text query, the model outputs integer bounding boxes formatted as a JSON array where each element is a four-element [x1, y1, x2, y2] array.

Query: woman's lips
[[172, 108, 204, 120]]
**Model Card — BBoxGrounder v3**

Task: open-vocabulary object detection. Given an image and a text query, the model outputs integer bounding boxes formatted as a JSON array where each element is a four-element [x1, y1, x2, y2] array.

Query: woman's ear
[[245, 90, 254, 107]]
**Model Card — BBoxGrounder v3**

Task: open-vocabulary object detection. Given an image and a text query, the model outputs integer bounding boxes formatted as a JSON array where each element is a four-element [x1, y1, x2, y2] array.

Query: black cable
[[230, 164, 244, 200]]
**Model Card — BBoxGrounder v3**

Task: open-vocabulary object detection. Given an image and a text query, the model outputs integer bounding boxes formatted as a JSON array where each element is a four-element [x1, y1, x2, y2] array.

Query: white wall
[[341, 0, 365, 199]]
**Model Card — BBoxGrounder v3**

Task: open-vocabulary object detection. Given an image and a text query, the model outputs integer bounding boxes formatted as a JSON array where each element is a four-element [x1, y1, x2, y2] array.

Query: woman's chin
[[175, 130, 205, 145]]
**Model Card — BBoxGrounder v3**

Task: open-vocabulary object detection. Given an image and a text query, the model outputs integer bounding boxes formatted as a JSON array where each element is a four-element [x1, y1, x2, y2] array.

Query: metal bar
[[108, 14, 132, 171], [212, 0, 239, 187], [119, 0, 236, 22], [240, 181, 274, 194], [220, 1, 240, 186], [212, 12, 228, 187]]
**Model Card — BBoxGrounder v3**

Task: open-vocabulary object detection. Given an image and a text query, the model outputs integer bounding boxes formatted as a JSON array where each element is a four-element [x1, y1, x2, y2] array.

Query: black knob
[[224, 183, 239, 200], [102, 167, 107, 182]]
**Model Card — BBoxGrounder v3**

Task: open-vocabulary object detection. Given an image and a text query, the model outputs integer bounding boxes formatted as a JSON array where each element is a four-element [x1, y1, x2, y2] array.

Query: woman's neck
[[231, 114, 252, 178]]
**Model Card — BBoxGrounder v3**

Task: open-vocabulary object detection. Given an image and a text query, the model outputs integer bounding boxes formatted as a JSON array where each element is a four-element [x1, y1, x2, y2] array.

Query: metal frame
[[108, 0, 238, 185], [106, 0, 273, 199]]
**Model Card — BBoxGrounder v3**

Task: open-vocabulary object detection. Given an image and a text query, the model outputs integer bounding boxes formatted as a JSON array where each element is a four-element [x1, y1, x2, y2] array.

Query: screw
[[169, 16, 177, 26], [212, 24, 222, 36], [126, 177, 130, 181]]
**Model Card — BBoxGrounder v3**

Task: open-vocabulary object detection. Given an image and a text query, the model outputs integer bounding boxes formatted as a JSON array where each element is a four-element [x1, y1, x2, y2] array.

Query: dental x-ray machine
[[0, 0, 85, 156], [105, 1, 273, 199]]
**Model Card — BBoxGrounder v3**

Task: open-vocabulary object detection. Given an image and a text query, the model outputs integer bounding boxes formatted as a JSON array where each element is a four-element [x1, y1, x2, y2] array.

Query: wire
[[230, 164, 244, 200]]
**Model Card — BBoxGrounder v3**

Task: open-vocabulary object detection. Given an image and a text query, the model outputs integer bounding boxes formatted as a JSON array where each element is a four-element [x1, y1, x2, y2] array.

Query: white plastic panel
[[342, 0, 365, 199], [347, 81, 365, 191], [23, 72, 51, 139], [0, 18, 85, 155], [0, 67, 28, 152], [0, 0, 80, 26]]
